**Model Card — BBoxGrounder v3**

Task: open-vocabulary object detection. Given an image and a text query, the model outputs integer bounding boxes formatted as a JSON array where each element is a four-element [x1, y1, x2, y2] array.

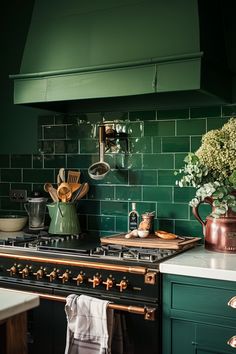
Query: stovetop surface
[[0, 229, 192, 266]]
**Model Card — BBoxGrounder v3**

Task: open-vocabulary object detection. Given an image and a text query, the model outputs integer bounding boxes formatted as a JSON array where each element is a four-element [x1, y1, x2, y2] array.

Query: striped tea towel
[[64, 294, 112, 354]]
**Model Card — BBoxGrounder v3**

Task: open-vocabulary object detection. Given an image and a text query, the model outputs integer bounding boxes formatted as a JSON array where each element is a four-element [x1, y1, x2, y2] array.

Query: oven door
[[0, 281, 160, 354], [55, 288, 160, 354]]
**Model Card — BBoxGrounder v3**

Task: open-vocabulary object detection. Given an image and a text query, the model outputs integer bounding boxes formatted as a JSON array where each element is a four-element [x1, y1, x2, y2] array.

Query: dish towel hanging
[[64, 294, 133, 354], [64, 294, 113, 354]]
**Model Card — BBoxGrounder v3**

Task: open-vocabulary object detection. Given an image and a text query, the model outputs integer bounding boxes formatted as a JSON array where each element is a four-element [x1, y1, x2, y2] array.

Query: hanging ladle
[[88, 125, 110, 180]]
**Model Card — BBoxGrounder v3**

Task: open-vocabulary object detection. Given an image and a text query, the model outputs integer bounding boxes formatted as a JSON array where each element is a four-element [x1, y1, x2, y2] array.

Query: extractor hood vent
[[10, 0, 232, 112]]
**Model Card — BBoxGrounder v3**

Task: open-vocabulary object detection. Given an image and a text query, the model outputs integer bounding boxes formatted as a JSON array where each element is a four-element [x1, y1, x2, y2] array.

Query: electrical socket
[[9, 189, 28, 202]]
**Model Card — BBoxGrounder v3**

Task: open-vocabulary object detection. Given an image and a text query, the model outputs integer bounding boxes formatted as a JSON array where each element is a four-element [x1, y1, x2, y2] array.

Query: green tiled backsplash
[[0, 104, 236, 238]]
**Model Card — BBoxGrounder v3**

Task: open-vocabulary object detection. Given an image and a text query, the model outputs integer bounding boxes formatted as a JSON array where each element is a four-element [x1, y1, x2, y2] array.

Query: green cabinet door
[[162, 274, 236, 354], [171, 319, 196, 354], [196, 322, 236, 354]]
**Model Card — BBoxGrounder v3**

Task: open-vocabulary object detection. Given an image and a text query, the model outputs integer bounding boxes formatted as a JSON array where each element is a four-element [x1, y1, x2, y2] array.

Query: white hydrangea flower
[[175, 118, 236, 217]]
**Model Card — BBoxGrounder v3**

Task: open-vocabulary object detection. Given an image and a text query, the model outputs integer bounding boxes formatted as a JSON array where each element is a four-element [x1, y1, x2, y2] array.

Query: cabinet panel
[[196, 323, 236, 354], [171, 319, 196, 354], [197, 351, 220, 354], [171, 279, 236, 319], [162, 274, 236, 354]]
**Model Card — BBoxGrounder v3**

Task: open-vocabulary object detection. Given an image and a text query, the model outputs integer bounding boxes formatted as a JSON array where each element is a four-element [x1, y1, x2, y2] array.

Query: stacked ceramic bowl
[[0, 215, 28, 232]]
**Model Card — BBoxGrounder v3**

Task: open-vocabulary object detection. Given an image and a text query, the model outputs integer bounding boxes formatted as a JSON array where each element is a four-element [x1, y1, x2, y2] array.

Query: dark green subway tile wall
[[0, 104, 236, 239]]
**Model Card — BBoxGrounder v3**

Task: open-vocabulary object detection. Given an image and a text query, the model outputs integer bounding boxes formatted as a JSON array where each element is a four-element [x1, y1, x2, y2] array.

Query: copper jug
[[192, 197, 236, 253]]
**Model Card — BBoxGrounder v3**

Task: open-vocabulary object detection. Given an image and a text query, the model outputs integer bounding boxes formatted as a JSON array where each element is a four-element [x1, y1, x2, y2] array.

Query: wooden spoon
[[44, 183, 59, 202], [69, 183, 81, 194], [71, 183, 84, 203], [59, 168, 65, 183], [57, 182, 72, 202], [76, 183, 89, 201]]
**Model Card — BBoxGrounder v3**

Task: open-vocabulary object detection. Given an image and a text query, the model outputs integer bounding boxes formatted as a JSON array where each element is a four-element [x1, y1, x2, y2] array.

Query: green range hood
[[10, 0, 232, 112]]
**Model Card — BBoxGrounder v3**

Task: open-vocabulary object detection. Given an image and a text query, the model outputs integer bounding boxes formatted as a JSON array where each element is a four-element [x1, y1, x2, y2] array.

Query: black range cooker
[[0, 231, 196, 354]]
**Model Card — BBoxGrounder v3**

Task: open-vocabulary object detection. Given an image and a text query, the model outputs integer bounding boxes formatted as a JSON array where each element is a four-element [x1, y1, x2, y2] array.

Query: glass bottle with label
[[128, 202, 139, 231]]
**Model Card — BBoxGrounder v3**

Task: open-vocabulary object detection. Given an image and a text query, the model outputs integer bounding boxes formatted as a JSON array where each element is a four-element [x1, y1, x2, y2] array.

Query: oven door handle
[[39, 292, 156, 321], [3, 288, 156, 321]]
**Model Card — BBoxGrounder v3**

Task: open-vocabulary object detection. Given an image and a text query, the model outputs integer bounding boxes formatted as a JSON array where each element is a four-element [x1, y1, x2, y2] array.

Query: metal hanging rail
[[1, 287, 156, 321]]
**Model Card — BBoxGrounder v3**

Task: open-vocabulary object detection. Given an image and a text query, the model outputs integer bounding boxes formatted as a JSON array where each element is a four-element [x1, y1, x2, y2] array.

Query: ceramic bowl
[[137, 229, 149, 238], [0, 215, 28, 232]]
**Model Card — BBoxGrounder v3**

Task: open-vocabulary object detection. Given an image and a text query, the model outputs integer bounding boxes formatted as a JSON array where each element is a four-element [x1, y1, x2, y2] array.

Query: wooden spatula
[[67, 170, 80, 184]]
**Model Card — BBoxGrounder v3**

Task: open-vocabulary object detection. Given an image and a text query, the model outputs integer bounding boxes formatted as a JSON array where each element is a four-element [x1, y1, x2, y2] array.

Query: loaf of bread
[[155, 230, 177, 240]]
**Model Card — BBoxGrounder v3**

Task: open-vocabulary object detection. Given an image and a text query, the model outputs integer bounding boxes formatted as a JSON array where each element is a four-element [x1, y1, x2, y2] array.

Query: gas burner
[[23, 227, 48, 235], [6, 234, 38, 247], [0, 231, 82, 249], [28, 235, 66, 248], [90, 245, 179, 263]]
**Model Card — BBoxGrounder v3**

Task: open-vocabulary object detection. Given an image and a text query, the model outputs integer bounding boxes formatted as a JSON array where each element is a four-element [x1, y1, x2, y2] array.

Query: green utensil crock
[[47, 202, 80, 235]]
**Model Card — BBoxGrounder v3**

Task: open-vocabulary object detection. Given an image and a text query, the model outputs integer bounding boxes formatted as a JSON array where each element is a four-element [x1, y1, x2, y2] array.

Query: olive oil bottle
[[128, 202, 139, 231]]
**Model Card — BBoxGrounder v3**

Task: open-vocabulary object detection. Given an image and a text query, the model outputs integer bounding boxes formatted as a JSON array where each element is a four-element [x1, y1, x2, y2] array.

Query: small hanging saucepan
[[88, 125, 110, 180]]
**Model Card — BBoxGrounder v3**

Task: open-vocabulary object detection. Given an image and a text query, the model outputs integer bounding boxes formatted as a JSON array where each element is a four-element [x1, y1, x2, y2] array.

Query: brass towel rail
[[1, 287, 156, 321], [39, 292, 156, 321]]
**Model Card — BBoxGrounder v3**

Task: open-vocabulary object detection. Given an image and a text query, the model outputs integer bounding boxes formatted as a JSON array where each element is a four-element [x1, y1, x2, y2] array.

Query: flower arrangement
[[175, 118, 236, 218]]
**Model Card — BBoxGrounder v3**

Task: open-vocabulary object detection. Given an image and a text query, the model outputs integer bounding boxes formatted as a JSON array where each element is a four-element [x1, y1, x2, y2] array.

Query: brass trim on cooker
[[36, 292, 156, 320], [0, 252, 147, 275], [0, 287, 156, 320]]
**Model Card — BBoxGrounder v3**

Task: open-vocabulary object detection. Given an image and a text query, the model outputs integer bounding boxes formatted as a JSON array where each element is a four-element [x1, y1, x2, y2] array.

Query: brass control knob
[[19, 265, 31, 279], [33, 266, 46, 280], [116, 279, 128, 292], [6, 263, 17, 276], [72, 272, 85, 285], [46, 268, 59, 282], [59, 270, 71, 284], [102, 276, 114, 291], [88, 274, 101, 288]]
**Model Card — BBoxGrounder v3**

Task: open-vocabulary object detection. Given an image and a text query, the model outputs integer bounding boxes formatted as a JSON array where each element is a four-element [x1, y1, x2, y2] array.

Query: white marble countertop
[[160, 245, 236, 282], [0, 288, 39, 321]]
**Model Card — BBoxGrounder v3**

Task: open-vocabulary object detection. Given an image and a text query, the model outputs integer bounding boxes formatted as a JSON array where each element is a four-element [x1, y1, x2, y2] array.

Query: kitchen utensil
[[88, 125, 110, 180], [59, 168, 65, 182], [57, 182, 72, 202], [70, 183, 84, 203], [43, 183, 59, 202], [57, 173, 62, 186], [67, 170, 80, 184], [47, 202, 80, 235], [76, 182, 89, 201], [24, 197, 47, 230], [68, 183, 81, 194]]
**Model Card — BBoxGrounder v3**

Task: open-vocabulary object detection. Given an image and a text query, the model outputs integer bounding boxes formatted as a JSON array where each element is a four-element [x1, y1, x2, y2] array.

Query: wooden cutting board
[[100, 234, 201, 250]]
